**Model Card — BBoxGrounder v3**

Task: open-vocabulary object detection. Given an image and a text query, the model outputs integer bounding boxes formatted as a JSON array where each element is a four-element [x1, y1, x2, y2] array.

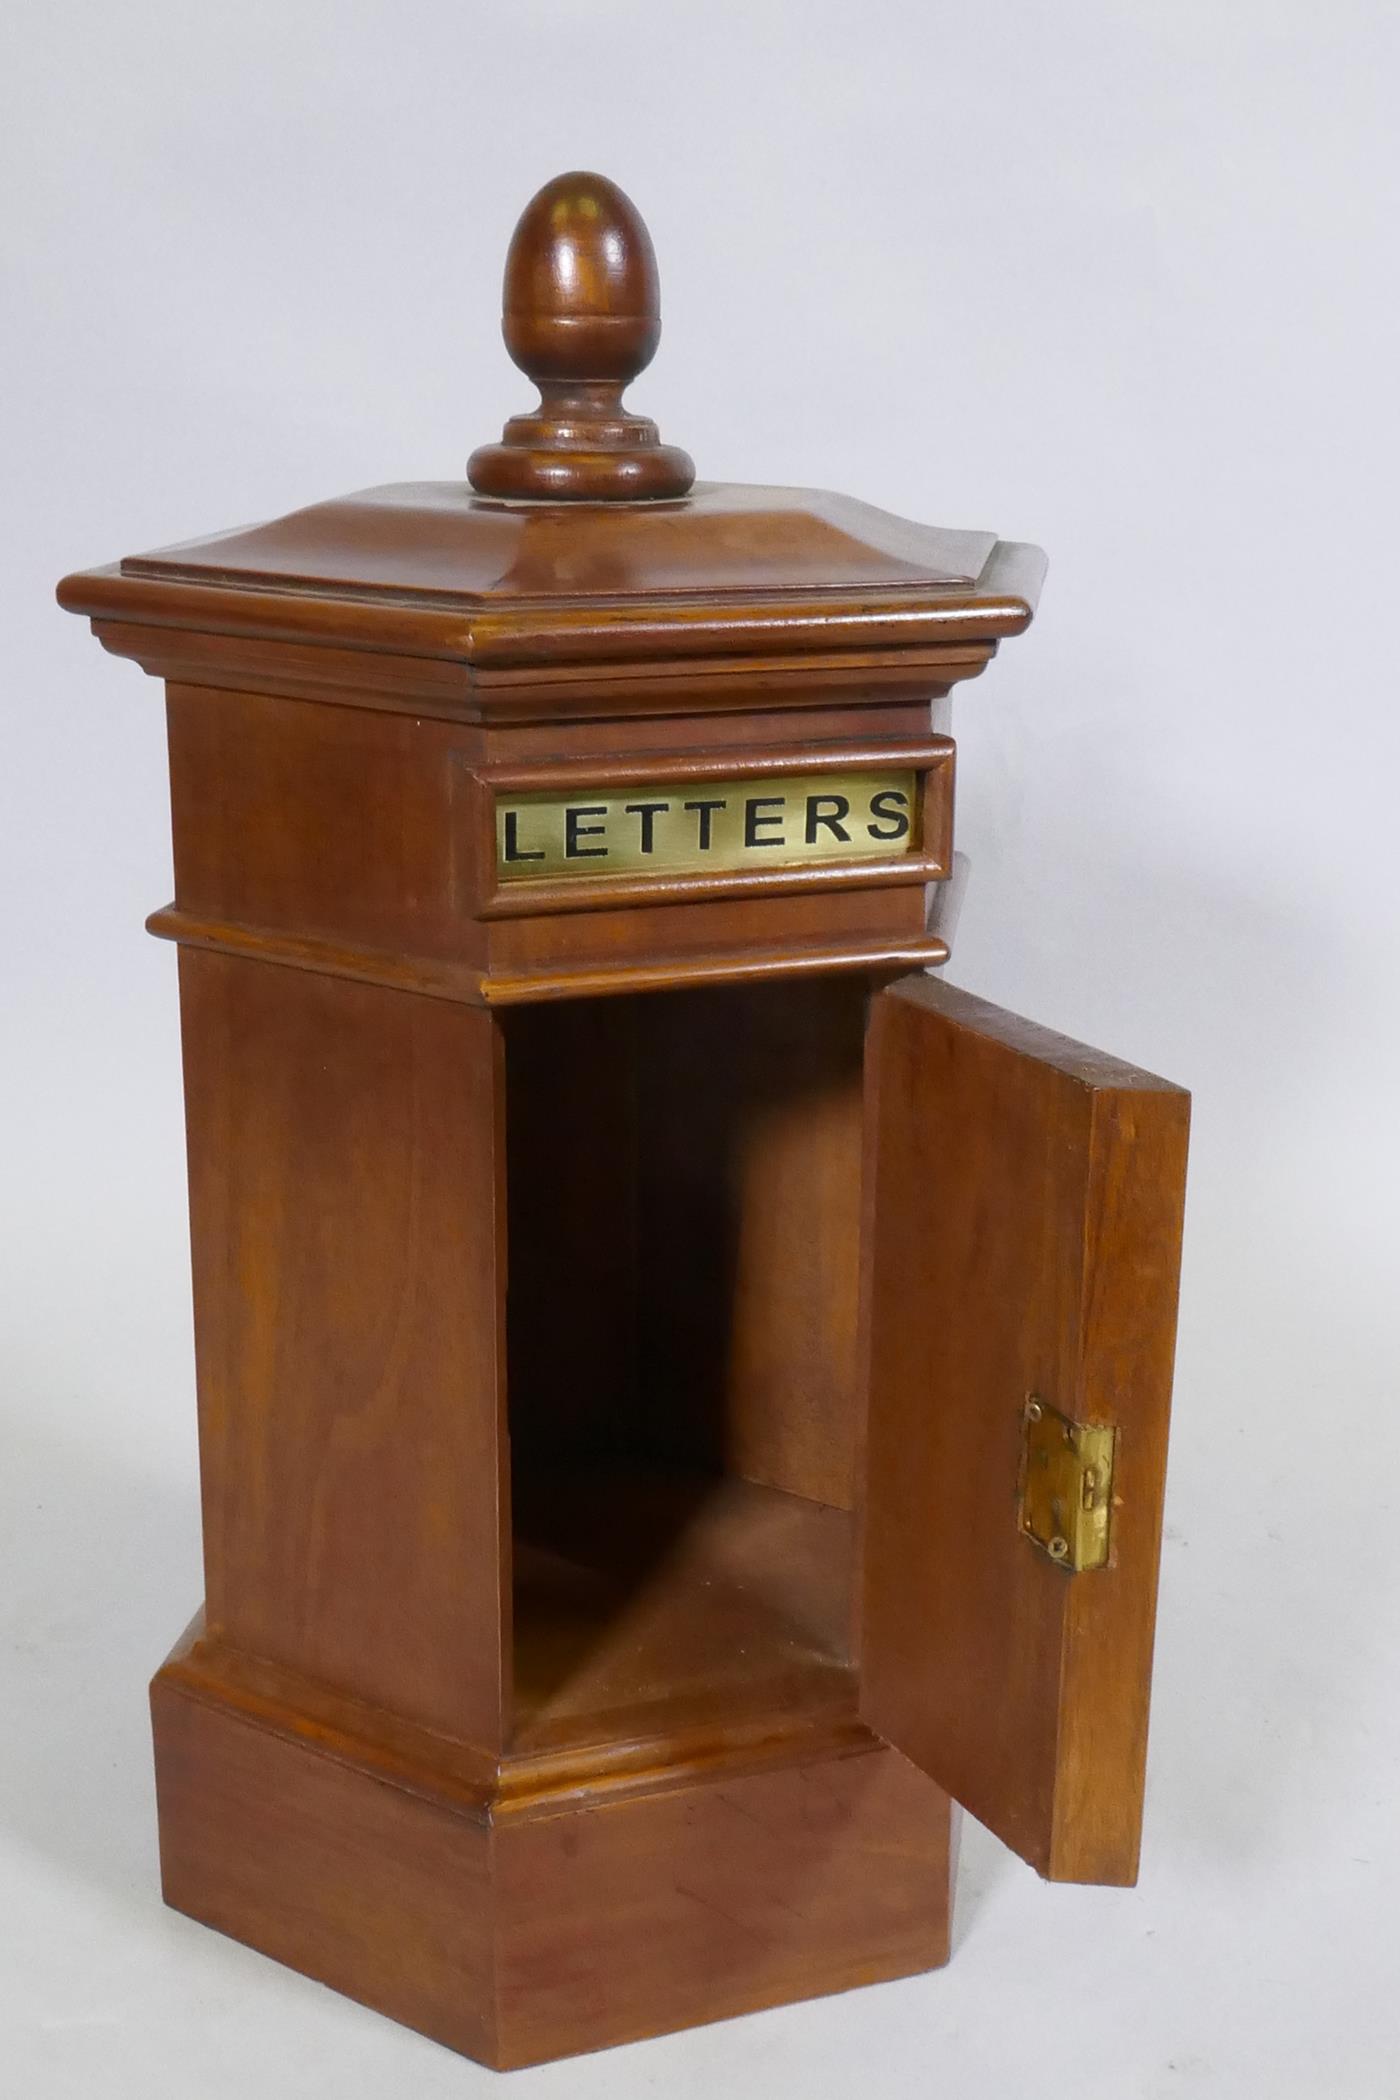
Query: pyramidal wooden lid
[[58, 172, 1044, 674]]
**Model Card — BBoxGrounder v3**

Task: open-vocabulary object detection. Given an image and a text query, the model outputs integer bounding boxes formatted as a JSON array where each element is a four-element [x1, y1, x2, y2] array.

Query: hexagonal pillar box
[[58, 174, 1189, 2070]]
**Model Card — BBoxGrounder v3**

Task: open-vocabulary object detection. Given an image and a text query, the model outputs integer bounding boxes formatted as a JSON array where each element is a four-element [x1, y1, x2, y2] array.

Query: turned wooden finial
[[467, 172, 696, 502]]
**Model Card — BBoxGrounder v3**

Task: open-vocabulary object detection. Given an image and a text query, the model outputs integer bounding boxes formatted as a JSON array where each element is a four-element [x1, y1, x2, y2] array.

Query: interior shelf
[[511, 1462, 856, 1755]]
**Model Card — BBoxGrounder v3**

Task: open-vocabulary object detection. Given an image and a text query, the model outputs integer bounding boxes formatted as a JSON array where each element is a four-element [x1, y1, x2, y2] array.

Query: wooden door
[[858, 975, 1189, 1883]]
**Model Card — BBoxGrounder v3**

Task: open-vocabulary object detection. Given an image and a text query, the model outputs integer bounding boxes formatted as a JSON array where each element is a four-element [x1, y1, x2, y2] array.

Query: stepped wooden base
[[151, 1624, 952, 2070]]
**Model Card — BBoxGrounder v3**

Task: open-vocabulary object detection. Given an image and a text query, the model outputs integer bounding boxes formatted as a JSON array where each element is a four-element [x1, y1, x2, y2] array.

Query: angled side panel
[[181, 950, 510, 1750]]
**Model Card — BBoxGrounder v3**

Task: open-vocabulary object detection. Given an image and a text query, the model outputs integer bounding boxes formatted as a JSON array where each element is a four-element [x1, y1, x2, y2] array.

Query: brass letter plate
[[1018, 1397, 1116, 1572], [497, 768, 918, 883]]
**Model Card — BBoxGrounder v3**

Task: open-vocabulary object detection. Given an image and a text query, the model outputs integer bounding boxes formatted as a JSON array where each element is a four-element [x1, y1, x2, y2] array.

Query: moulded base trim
[[150, 1624, 952, 2069]]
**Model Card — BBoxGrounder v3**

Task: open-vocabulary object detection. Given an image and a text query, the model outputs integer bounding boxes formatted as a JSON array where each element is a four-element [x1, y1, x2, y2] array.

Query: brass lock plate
[[1019, 1397, 1116, 1572]]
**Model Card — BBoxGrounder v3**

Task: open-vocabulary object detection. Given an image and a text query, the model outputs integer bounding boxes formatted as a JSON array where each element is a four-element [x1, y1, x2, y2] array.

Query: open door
[[858, 976, 1188, 1884]]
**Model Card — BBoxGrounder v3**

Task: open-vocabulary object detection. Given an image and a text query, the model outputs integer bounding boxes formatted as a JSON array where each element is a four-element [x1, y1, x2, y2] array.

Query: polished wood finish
[[57, 492, 1041, 679], [512, 1464, 854, 1752], [145, 903, 949, 1010], [164, 684, 482, 965], [57, 168, 1191, 2072], [468, 172, 695, 501], [180, 950, 509, 1745], [858, 976, 1189, 1883], [76, 612, 1005, 720], [144, 680, 956, 1004], [631, 980, 868, 1505], [153, 1622, 950, 2070], [152, 1650, 497, 2064], [489, 1735, 949, 2068], [503, 978, 868, 1512]]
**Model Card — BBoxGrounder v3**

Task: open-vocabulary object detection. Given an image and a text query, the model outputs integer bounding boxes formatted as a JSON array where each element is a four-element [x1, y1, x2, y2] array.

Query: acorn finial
[[467, 172, 695, 502]]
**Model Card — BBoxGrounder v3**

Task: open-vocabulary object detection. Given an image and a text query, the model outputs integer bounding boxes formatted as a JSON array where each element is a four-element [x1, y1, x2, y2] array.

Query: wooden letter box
[[58, 172, 1189, 2070]]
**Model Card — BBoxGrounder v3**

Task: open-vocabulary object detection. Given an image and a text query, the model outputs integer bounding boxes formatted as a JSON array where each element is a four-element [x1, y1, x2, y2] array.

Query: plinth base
[[150, 1622, 952, 2070]]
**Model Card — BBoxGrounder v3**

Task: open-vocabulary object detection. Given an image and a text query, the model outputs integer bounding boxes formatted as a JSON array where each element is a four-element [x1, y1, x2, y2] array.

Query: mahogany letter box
[[58, 173, 1189, 2070]]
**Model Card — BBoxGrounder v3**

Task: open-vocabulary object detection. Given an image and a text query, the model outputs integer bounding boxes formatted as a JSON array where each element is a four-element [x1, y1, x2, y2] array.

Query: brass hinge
[[1018, 1397, 1116, 1572]]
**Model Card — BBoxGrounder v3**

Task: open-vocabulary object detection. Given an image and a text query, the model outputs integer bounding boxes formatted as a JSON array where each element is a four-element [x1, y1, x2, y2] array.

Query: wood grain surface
[[180, 949, 510, 1747], [858, 975, 1189, 1883], [152, 1635, 950, 2071], [52, 164, 1087, 2073]]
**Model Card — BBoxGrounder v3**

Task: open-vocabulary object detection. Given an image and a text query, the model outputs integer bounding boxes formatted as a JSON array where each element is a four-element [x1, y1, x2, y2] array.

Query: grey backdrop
[[4, 3, 1397, 2095]]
